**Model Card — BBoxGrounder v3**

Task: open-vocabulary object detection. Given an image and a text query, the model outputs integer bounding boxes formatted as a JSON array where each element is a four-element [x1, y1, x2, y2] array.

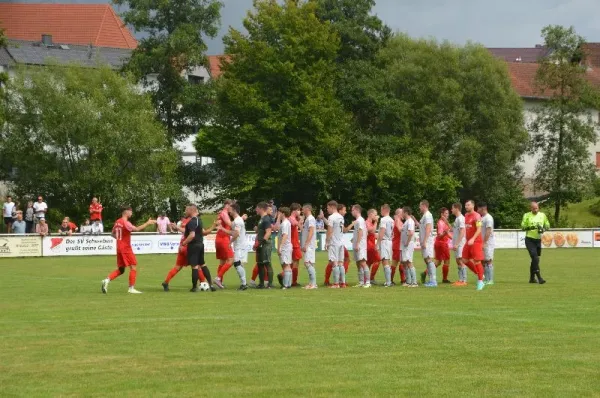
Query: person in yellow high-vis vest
[[521, 202, 550, 284]]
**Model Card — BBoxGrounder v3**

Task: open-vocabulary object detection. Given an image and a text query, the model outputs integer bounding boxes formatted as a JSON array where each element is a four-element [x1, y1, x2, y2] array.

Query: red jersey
[[465, 211, 482, 243], [393, 224, 401, 247], [113, 218, 134, 252], [179, 217, 191, 243], [366, 219, 377, 249], [216, 209, 231, 239], [435, 219, 451, 242], [89, 202, 103, 221], [68, 222, 78, 232], [289, 214, 301, 248]]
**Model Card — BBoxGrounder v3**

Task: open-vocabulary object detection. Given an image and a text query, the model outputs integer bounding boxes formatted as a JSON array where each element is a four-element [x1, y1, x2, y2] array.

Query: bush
[[589, 199, 600, 218]]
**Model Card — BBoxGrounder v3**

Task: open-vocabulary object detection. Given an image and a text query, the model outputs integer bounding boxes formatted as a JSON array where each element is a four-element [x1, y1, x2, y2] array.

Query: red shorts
[[215, 239, 234, 260], [367, 247, 380, 264], [434, 241, 450, 261], [392, 248, 400, 262], [293, 246, 302, 261], [462, 243, 484, 261], [116, 251, 137, 267], [176, 246, 188, 267]]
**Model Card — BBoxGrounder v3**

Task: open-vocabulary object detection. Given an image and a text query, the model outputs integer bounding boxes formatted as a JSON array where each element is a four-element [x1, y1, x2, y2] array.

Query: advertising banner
[[0, 235, 43, 258], [43, 235, 116, 256]]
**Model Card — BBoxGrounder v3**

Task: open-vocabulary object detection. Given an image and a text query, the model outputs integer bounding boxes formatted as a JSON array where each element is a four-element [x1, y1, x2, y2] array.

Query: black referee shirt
[[185, 216, 204, 245]]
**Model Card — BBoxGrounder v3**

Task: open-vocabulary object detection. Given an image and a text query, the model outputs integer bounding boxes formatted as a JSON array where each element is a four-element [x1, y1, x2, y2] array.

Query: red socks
[[399, 265, 406, 283], [128, 269, 137, 287], [370, 262, 380, 280], [391, 266, 397, 282], [475, 262, 484, 281], [442, 264, 449, 280], [165, 267, 179, 283], [343, 258, 349, 274], [108, 269, 121, 281], [465, 260, 477, 274], [251, 264, 259, 281], [198, 267, 206, 283], [324, 262, 333, 284], [292, 268, 299, 284], [217, 262, 232, 279]]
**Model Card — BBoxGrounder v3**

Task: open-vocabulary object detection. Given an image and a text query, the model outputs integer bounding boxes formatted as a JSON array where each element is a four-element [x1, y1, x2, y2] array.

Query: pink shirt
[[157, 217, 171, 234]]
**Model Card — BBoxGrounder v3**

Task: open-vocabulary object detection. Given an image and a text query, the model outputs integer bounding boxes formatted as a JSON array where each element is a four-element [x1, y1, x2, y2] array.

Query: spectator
[[24, 201, 35, 233], [64, 217, 78, 233], [89, 197, 103, 230], [3, 195, 15, 233], [156, 212, 173, 234], [269, 199, 277, 224], [91, 220, 103, 235], [58, 220, 72, 236], [36, 217, 49, 236], [33, 196, 48, 226], [81, 218, 93, 235], [11, 211, 26, 235], [316, 209, 326, 231]]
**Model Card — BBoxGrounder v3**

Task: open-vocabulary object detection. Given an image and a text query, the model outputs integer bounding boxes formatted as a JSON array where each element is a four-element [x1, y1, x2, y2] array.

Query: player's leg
[[233, 249, 248, 290], [442, 260, 451, 283], [391, 259, 398, 284], [362, 261, 371, 287], [355, 261, 364, 287], [370, 250, 380, 284], [303, 246, 317, 289], [292, 262, 299, 287], [162, 265, 183, 292], [101, 254, 126, 294], [343, 248, 350, 277], [324, 261, 333, 286]]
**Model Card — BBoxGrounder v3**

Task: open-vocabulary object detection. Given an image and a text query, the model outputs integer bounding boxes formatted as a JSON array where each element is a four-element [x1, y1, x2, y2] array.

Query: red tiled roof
[[207, 55, 230, 78], [0, 3, 137, 49]]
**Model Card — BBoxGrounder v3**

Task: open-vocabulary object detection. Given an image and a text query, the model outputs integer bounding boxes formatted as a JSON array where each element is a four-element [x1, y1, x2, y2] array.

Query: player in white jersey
[[451, 202, 468, 286], [401, 206, 417, 287], [326, 200, 345, 288], [478, 202, 495, 285], [301, 204, 318, 289], [378, 204, 394, 287], [277, 207, 293, 289], [216, 203, 249, 290], [417, 200, 437, 287], [351, 204, 370, 288]]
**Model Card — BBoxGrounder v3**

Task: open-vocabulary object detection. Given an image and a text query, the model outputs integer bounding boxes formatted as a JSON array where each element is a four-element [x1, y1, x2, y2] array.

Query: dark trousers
[[525, 237, 542, 276], [25, 221, 34, 234]]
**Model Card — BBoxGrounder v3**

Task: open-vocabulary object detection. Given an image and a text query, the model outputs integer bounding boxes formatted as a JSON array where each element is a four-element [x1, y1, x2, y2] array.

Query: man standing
[[352, 204, 370, 288], [11, 211, 26, 234], [3, 196, 15, 233], [451, 203, 467, 286], [33, 196, 48, 227], [378, 204, 394, 287], [401, 207, 417, 287], [290, 203, 303, 286], [323, 204, 351, 286], [301, 204, 318, 289], [89, 197, 103, 231], [326, 201, 345, 288], [463, 200, 485, 291], [391, 208, 404, 285], [366, 209, 381, 283], [101, 206, 156, 294], [277, 207, 293, 289], [434, 208, 452, 283], [157, 212, 173, 234], [418, 200, 437, 287], [182, 205, 216, 292], [521, 202, 549, 284], [218, 203, 249, 290], [478, 203, 495, 285], [214, 200, 234, 289], [256, 202, 274, 289]]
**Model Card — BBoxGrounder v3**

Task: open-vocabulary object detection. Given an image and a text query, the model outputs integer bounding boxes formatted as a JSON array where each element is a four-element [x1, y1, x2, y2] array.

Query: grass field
[[1, 249, 599, 397]]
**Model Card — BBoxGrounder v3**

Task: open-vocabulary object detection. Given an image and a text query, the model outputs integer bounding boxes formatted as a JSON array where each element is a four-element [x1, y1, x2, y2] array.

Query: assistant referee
[[521, 201, 550, 285]]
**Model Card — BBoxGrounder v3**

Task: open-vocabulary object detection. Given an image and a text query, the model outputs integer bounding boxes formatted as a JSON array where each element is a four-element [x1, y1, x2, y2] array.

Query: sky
[[4, 0, 600, 54]]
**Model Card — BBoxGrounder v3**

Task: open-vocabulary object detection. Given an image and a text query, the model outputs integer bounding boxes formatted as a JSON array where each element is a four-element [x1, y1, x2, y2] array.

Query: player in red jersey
[[463, 200, 485, 291], [214, 200, 234, 288], [366, 209, 381, 283], [323, 203, 351, 287], [101, 206, 155, 294], [391, 208, 405, 285], [435, 207, 452, 283]]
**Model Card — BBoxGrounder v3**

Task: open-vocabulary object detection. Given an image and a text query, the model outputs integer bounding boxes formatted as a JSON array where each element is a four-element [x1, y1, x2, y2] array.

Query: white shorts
[[379, 240, 393, 260], [401, 243, 414, 263], [328, 244, 344, 263], [421, 239, 434, 259], [354, 247, 367, 262], [454, 243, 465, 259], [279, 248, 292, 265], [484, 244, 495, 261], [304, 246, 316, 264], [234, 248, 248, 264]]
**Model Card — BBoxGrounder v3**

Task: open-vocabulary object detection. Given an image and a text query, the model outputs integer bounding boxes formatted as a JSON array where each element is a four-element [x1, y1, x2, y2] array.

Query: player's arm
[[344, 220, 355, 233], [378, 224, 385, 246], [356, 225, 363, 250], [407, 223, 414, 241], [203, 220, 218, 235], [326, 221, 333, 248], [458, 224, 465, 244], [484, 223, 492, 244], [231, 225, 241, 242], [395, 216, 403, 231], [278, 229, 288, 254], [132, 219, 156, 232], [220, 211, 232, 228], [424, 222, 432, 247]]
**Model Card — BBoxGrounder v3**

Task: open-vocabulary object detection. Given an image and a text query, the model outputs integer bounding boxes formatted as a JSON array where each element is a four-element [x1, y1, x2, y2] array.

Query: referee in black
[[181, 204, 217, 292], [256, 201, 274, 289]]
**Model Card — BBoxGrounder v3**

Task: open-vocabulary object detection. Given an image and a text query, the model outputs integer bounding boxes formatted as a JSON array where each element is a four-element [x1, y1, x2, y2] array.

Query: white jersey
[[379, 215, 394, 241], [419, 211, 434, 245], [481, 213, 495, 246], [401, 217, 415, 247], [453, 214, 466, 247], [353, 217, 367, 250], [232, 216, 246, 251], [279, 219, 292, 251], [301, 214, 317, 248], [327, 213, 345, 246]]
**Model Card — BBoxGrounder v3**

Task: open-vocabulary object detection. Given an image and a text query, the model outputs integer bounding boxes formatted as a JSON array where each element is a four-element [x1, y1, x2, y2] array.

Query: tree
[[0, 64, 179, 224], [529, 25, 600, 223], [0, 28, 7, 124], [196, 0, 360, 210]]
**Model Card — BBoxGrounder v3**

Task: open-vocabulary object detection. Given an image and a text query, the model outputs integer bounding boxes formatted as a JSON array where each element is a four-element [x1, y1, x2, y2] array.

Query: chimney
[[41, 34, 53, 46]]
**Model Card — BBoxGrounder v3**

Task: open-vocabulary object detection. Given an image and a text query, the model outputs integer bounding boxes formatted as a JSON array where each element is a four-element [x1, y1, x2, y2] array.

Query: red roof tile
[[0, 3, 137, 49], [207, 55, 229, 78]]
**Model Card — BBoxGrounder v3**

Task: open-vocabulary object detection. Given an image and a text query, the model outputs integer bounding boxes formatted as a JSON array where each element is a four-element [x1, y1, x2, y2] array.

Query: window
[[188, 75, 204, 85]]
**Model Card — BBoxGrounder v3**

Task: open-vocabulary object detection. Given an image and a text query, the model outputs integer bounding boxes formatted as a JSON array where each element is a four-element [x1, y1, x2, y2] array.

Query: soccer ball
[[199, 282, 210, 291]]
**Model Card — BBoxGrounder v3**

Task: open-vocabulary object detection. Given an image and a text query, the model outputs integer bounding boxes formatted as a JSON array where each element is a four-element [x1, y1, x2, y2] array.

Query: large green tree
[[529, 25, 600, 223], [0, 64, 179, 224]]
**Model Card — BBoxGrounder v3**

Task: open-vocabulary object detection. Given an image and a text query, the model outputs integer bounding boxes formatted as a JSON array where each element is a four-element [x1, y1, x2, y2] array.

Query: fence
[[0, 229, 599, 258]]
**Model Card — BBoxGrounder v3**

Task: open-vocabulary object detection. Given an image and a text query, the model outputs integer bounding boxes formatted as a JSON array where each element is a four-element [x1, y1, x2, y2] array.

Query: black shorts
[[187, 243, 205, 266], [3, 217, 12, 225], [258, 241, 272, 265]]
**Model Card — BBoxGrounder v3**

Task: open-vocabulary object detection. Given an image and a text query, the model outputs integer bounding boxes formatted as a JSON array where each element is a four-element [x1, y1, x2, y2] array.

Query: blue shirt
[[12, 220, 27, 234]]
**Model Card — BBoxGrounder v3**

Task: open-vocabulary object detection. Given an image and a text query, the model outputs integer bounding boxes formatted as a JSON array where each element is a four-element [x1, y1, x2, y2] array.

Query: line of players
[[100, 197, 495, 293]]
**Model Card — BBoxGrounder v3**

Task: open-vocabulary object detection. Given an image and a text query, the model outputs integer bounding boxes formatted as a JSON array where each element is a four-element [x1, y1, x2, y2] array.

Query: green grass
[[542, 197, 600, 227], [1, 250, 599, 397]]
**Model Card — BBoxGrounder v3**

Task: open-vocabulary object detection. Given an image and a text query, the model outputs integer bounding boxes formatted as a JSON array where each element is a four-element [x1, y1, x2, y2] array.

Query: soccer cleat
[[249, 280, 257, 288], [410, 283, 419, 288], [383, 282, 392, 287], [238, 284, 248, 291], [424, 282, 438, 288], [277, 274, 284, 287], [330, 284, 340, 289], [370, 279, 379, 285], [538, 278, 546, 285], [420, 272, 426, 284], [210, 285, 217, 292], [353, 283, 364, 288], [291, 283, 301, 288], [190, 287, 200, 292], [161, 282, 169, 292], [529, 278, 537, 283], [363, 283, 371, 288], [323, 281, 331, 287], [340, 283, 348, 288], [101, 278, 109, 294], [402, 283, 410, 287], [476, 281, 485, 291], [256, 284, 265, 289], [128, 287, 142, 294], [442, 279, 452, 284], [281, 286, 287, 290], [452, 281, 467, 286], [303, 284, 317, 290], [485, 280, 494, 286], [214, 277, 225, 289]]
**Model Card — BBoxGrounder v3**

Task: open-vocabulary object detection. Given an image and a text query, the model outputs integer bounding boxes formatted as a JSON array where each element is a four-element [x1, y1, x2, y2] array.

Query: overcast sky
[[5, 0, 600, 54]]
